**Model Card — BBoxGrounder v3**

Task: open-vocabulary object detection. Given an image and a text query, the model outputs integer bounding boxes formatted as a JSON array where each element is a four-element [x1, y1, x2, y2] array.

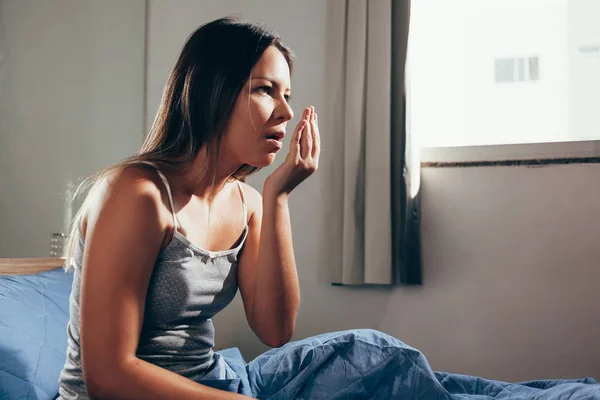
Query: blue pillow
[[0, 267, 73, 400]]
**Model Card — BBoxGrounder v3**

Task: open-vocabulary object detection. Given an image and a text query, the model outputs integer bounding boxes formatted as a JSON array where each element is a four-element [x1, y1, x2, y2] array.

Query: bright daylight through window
[[408, 0, 600, 149]]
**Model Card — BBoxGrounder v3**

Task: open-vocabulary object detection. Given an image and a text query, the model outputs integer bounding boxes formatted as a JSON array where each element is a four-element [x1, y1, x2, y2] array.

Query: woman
[[59, 15, 371, 399], [58, 15, 315, 399], [57, 16, 599, 400]]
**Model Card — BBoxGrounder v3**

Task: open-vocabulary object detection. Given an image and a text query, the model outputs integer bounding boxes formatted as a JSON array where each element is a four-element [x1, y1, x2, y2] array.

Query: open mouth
[[265, 132, 285, 150], [266, 132, 285, 141]]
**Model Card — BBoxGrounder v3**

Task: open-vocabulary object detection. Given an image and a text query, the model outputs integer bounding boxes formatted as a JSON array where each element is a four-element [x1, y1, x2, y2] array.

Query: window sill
[[420, 140, 600, 168]]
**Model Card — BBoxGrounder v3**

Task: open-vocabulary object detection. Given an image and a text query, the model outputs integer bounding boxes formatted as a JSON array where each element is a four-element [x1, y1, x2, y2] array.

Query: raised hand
[[265, 106, 320, 196]]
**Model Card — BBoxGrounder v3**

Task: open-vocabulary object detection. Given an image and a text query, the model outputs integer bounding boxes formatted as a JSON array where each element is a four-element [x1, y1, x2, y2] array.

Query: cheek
[[224, 98, 272, 147], [247, 98, 272, 127]]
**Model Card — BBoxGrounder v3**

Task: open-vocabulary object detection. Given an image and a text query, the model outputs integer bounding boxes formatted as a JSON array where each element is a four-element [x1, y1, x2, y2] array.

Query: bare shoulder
[[106, 165, 164, 195], [88, 166, 164, 211], [82, 165, 170, 235], [238, 181, 263, 218]]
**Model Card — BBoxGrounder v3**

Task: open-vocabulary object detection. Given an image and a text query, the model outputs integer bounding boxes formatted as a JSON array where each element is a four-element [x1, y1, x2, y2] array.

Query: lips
[[266, 131, 285, 141]]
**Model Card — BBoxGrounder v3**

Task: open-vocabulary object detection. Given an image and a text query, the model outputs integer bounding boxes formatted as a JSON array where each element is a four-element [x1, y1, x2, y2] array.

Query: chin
[[244, 152, 277, 168]]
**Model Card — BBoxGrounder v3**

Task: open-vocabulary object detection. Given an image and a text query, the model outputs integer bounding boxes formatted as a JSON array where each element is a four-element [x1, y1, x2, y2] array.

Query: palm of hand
[[266, 106, 320, 195]]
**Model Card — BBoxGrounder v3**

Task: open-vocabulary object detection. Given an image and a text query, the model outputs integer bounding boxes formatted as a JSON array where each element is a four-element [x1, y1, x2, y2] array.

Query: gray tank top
[[58, 168, 248, 399]]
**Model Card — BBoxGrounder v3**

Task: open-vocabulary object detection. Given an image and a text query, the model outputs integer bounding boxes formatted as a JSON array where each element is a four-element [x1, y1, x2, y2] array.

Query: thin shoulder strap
[[236, 180, 248, 229], [155, 169, 178, 231]]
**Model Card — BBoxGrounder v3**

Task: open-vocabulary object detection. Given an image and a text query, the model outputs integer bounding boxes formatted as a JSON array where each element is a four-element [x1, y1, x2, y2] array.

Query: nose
[[276, 98, 294, 122]]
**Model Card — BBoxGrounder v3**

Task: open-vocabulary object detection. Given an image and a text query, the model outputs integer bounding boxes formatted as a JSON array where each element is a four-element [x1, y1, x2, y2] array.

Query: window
[[494, 56, 539, 83], [408, 0, 600, 149]]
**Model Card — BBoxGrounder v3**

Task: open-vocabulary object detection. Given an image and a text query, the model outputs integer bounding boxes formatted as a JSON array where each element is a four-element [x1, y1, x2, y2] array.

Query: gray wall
[[414, 164, 600, 380], [0, 0, 146, 257]]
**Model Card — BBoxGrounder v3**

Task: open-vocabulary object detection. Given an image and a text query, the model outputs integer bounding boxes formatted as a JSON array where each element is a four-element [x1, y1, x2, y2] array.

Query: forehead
[[252, 46, 291, 88]]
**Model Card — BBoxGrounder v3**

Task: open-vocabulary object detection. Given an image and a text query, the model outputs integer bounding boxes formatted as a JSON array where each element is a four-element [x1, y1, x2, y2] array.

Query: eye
[[255, 86, 271, 95], [284, 94, 292, 102]]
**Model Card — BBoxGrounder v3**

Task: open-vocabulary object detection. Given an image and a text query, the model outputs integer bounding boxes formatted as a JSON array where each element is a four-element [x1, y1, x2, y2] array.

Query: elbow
[[260, 323, 295, 348], [85, 376, 114, 400], [251, 305, 299, 348], [84, 361, 128, 400], [262, 335, 292, 348]]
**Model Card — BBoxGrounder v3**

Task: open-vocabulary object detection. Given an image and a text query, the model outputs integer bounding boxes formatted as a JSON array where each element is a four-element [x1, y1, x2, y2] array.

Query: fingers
[[289, 109, 307, 158], [290, 111, 305, 145], [310, 107, 320, 162], [292, 106, 318, 163], [301, 107, 313, 159]]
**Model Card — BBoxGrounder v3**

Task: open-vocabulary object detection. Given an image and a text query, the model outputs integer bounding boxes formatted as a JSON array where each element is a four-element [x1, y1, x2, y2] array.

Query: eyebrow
[[252, 76, 291, 92]]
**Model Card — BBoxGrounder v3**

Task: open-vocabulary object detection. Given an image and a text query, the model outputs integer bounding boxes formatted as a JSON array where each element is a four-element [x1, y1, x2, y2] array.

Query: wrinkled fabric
[[0, 268, 72, 400], [212, 330, 599, 400]]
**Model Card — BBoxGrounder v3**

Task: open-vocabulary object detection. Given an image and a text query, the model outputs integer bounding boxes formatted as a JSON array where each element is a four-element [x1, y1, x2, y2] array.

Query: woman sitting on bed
[[57, 16, 392, 400], [57, 16, 599, 400]]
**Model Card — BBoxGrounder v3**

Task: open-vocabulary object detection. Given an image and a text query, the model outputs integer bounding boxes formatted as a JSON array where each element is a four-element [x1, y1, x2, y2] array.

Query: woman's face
[[222, 45, 294, 168]]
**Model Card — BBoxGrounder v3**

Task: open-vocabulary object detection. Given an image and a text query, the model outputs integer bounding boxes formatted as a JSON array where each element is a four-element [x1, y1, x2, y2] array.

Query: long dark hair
[[65, 16, 294, 268]]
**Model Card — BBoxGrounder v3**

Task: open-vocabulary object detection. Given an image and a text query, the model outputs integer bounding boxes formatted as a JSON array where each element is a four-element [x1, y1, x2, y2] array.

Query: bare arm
[[79, 167, 251, 400], [237, 186, 300, 347], [237, 106, 319, 347]]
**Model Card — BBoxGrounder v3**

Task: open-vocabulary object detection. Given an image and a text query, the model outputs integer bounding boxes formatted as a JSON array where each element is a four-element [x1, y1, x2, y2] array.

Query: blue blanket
[[210, 330, 599, 399]]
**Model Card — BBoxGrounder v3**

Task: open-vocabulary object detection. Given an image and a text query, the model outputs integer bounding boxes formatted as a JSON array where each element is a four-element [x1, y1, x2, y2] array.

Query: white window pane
[[495, 58, 515, 83], [517, 58, 526, 81], [408, 0, 600, 148], [529, 56, 540, 81]]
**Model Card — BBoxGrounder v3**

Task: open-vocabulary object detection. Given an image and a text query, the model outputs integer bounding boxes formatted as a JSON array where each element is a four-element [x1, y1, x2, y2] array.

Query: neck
[[174, 146, 242, 200]]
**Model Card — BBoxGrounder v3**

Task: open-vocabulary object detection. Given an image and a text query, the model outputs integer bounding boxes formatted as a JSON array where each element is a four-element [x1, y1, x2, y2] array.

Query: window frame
[[421, 140, 600, 165]]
